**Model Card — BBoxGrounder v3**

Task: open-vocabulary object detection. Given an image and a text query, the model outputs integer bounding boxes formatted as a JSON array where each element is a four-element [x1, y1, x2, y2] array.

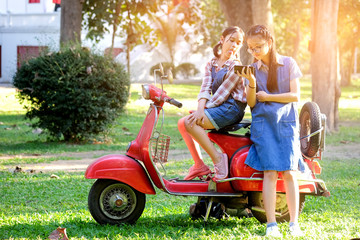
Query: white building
[[0, 0, 61, 83], [0, 0, 208, 84]]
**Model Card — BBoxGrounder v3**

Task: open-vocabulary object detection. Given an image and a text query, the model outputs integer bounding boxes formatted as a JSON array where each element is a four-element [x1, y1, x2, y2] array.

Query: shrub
[[13, 47, 130, 142], [175, 63, 200, 79], [149, 62, 176, 79]]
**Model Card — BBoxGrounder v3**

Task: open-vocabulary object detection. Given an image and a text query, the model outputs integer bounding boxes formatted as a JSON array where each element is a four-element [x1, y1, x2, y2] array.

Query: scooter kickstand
[[204, 198, 214, 222]]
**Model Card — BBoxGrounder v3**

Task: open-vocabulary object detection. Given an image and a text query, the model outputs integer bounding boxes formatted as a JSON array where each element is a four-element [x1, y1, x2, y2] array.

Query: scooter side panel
[[163, 179, 236, 194], [208, 132, 252, 158], [85, 154, 156, 195], [231, 149, 317, 193]]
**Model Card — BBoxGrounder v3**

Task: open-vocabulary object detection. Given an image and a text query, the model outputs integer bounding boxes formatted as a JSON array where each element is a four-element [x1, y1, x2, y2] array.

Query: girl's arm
[[197, 61, 213, 101], [238, 67, 256, 108], [189, 60, 212, 127], [188, 98, 207, 126], [256, 78, 300, 103], [246, 84, 257, 108]]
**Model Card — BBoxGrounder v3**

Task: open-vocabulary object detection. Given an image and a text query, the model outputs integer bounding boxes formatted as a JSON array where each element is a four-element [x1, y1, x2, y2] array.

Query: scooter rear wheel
[[88, 179, 145, 225], [249, 192, 305, 223]]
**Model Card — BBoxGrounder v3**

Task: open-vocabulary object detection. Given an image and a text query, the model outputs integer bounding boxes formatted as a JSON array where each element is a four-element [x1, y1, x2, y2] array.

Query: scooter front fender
[[85, 154, 156, 195]]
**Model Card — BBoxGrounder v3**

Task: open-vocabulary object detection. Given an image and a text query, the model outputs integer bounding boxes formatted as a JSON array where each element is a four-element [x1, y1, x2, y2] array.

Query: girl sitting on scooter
[[237, 25, 305, 237], [178, 26, 247, 180]]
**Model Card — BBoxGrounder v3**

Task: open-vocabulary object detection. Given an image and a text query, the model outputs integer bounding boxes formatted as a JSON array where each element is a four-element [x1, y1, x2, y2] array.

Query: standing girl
[[178, 26, 247, 180], [238, 25, 304, 237]]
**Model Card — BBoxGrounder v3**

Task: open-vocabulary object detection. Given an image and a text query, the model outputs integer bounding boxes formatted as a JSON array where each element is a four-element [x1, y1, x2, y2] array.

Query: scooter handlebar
[[167, 98, 183, 108]]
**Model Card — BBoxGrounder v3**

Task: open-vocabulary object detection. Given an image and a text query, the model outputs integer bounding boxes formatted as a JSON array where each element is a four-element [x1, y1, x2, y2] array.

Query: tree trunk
[[310, 0, 340, 133], [218, 0, 274, 65], [60, 0, 83, 46], [251, 0, 274, 35], [340, 53, 351, 87], [218, 0, 253, 64], [354, 47, 358, 74], [339, 40, 356, 87], [126, 5, 132, 75]]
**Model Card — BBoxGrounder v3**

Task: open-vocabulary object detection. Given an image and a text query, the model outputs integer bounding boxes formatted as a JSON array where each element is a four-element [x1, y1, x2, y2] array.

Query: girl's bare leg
[[282, 170, 299, 223], [263, 170, 278, 224], [178, 117, 204, 167], [184, 116, 222, 164]]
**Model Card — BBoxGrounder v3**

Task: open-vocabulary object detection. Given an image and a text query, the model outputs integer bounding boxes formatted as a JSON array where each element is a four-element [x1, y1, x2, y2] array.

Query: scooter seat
[[214, 119, 251, 133]]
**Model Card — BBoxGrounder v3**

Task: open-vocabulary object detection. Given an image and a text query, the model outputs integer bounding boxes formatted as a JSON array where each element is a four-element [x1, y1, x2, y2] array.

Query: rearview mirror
[[159, 63, 164, 76], [167, 69, 174, 84]]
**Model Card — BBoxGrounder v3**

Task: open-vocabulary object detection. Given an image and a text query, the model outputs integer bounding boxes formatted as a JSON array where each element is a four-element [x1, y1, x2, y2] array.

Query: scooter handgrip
[[169, 98, 182, 108]]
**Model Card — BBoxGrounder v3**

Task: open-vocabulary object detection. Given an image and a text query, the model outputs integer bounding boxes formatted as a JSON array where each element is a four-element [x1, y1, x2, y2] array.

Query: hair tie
[[218, 41, 222, 45]]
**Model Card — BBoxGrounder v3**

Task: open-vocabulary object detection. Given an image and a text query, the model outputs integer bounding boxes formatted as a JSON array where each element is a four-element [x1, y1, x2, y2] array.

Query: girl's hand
[[256, 91, 268, 102], [236, 66, 256, 86], [188, 110, 206, 127]]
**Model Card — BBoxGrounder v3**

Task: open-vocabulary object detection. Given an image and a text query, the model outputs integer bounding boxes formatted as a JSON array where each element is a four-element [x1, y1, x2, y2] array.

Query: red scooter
[[85, 67, 330, 225]]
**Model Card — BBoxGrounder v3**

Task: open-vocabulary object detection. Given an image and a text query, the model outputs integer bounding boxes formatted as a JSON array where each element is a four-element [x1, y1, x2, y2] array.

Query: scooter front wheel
[[88, 179, 146, 225], [249, 192, 305, 223]]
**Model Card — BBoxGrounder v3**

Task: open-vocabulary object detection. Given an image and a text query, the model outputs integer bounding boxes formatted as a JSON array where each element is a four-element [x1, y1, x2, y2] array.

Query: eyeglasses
[[247, 42, 267, 54]]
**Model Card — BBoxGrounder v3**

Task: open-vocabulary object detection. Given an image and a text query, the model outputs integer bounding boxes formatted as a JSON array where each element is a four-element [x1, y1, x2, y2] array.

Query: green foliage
[[12, 47, 130, 142], [82, 0, 157, 47], [175, 62, 200, 79], [194, 0, 226, 50], [272, 0, 311, 73]]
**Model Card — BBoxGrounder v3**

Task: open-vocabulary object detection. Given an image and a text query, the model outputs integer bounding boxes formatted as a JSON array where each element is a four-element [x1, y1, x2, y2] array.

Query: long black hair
[[246, 25, 278, 92], [213, 26, 244, 60]]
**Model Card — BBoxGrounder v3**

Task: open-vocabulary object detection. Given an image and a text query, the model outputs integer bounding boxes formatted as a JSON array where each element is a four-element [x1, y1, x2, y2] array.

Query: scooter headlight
[[142, 84, 150, 100]]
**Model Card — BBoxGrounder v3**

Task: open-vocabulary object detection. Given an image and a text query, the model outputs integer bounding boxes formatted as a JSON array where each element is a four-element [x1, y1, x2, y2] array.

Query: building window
[[29, 0, 41, 3], [17, 46, 47, 69]]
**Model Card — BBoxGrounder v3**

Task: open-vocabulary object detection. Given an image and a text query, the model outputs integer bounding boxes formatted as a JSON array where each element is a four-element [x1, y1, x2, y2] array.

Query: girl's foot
[[289, 222, 304, 237], [184, 164, 211, 180], [214, 153, 228, 179], [266, 223, 282, 237]]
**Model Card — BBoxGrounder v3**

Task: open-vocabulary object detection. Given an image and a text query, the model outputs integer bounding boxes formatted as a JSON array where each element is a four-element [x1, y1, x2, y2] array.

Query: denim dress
[[204, 66, 247, 130], [245, 55, 305, 171]]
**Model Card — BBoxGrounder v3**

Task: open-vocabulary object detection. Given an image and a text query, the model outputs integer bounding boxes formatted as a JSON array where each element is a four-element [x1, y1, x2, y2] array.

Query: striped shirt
[[198, 57, 246, 109]]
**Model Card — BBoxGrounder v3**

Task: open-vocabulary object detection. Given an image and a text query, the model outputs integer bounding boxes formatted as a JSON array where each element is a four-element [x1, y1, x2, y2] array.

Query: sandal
[[214, 153, 228, 180], [184, 164, 211, 180]]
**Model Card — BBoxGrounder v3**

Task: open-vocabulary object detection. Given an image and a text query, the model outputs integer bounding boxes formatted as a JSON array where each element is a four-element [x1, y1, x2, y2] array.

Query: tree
[[310, 0, 340, 132], [338, 0, 360, 86], [272, 0, 311, 71], [149, 1, 203, 68], [82, 0, 157, 73], [82, 0, 205, 75], [60, 0, 84, 46], [218, 0, 274, 64], [194, 0, 226, 51]]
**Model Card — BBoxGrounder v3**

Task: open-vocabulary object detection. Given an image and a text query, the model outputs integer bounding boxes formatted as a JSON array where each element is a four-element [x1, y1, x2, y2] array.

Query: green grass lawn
[[0, 77, 360, 239], [0, 156, 359, 239]]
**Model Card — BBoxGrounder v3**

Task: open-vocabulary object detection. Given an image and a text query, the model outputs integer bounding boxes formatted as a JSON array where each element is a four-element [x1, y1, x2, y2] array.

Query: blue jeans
[[205, 98, 246, 130]]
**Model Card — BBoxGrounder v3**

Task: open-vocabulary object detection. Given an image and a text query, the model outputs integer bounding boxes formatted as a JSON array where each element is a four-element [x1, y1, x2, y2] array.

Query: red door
[[17, 46, 47, 69]]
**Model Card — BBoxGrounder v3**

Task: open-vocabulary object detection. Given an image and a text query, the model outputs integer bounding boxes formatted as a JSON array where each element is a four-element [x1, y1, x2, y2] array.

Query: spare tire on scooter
[[299, 102, 322, 158]]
